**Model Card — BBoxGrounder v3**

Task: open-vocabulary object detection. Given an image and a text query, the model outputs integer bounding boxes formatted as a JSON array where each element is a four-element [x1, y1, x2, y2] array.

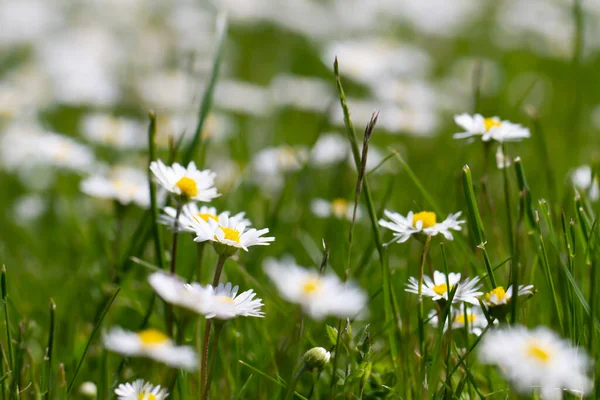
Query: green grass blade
[[1, 266, 13, 370], [147, 111, 165, 270]]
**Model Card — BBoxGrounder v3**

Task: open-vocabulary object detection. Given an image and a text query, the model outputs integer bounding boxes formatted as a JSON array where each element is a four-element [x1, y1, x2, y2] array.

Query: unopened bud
[[79, 381, 97, 398], [303, 347, 331, 369]]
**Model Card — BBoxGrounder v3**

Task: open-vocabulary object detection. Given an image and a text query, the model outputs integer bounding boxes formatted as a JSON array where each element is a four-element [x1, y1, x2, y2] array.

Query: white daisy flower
[[478, 326, 592, 399], [115, 379, 168, 400], [310, 198, 360, 221], [189, 213, 274, 253], [428, 306, 491, 336], [263, 257, 367, 320], [103, 327, 197, 371], [81, 113, 146, 149], [309, 133, 349, 167], [405, 271, 483, 305], [453, 113, 531, 143], [149, 159, 219, 203], [249, 145, 308, 193], [80, 166, 150, 208], [483, 285, 535, 307], [379, 210, 464, 244], [159, 203, 251, 232], [571, 165, 600, 202]]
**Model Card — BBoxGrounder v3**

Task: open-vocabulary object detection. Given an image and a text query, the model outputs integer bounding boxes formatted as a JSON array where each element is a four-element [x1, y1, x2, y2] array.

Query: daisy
[[149, 159, 219, 203], [103, 327, 197, 371], [263, 257, 367, 320], [189, 212, 274, 255], [81, 113, 145, 149], [249, 145, 309, 193], [428, 306, 490, 336], [115, 379, 168, 400], [453, 113, 531, 143], [149, 273, 264, 319], [571, 165, 599, 202], [483, 285, 535, 307], [80, 166, 150, 208], [405, 271, 483, 305], [310, 198, 361, 221], [379, 210, 464, 244], [159, 203, 250, 232], [478, 325, 592, 399]]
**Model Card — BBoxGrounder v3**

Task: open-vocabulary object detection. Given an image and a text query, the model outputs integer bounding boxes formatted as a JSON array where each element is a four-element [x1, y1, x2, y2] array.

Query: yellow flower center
[[331, 198, 348, 218], [217, 296, 235, 304], [432, 283, 451, 296], [412, 211, 436, 229], [483, 118, 501, 131], [137, 329, 169, 346], [454, 313, 476, 325], [220, 227, 241, 243], [138, 394, 157, 400], [486, 286, 508, 303], [175, 177, 198, 198], [302, 278, 321, 295], [196, 213, 218, 222], [526, 343, 551, 363]]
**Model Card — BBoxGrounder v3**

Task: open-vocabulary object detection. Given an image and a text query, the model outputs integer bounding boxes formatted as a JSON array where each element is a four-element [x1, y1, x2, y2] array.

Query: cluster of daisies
[[100, 159, 368, 399], [376, 113, 593, 398]]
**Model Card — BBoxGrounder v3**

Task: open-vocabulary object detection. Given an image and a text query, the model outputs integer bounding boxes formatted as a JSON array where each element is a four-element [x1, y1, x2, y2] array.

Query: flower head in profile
[[311, 198, 360, 221], [189, 212, 274, 255], [80, 166, 150, 208], [379, 210, 464, 244], [264, 257, 367, 320], [406, 271, 482, 305], [428, 306, 491, 336], [103, 327, 197, 371], [484, 285, 534, 307], [478, 326, 592, 399], [115, 379, 168, 400], [453, 113, 530, 143], [159, 203, 250, 232], [149, 273, 264, 320], [150, 159, 219, 203], [571, 165, 599, 202]]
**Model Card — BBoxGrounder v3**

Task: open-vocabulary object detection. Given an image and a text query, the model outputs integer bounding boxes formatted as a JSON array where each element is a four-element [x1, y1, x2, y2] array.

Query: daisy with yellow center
[[453, 113, 531, 143], [103, 327, 197, 371], [188, 212, 274, 253], [428, 306, 491, 336], [159, 203, 250, 233], [483, 284, 534, 306], [149, 159, 219, 203], [149, 272, 264, 320], [115, 379, 168, 400], [310, 198, 360, 220], [479, 326, 592, 399], [406, 270, 482, 305], [379, 210, 464, 244], [263, 257, 367, 320], [80, 166, 150, 208]]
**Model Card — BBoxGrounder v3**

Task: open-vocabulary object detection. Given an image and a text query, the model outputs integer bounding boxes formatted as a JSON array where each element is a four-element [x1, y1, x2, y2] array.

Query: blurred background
[[1, 0, 600, 395]]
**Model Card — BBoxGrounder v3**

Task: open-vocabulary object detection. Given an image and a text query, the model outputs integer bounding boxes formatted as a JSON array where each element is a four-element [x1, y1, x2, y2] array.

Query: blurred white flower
[[270, 74, 332, 112], [149, 273, 264, 320], [214, 80, 271, 116], [137, 70, 199, 112], [103, 327, 197, 371], [264, 257, 367, 320], [80, 166, 150, 208], [13, 194, 47, 224], [453, 114, 531, 143], [81, 114, 146, 149], [250, 145, 308, 193], [159, 203, 250, 232], [0, 0, 61, 46], [115, 379, 168, 400], [405, 270, 482, 305], [571, 165, 600, 202], [79, 381, 98, 398], [479, 325, 592, 399], [150, 160, 219, 203], [495, 146, 511, 169], [310, 198, 360, 221], [428, 306, 491, 336], [310, 133, 348, 167], [379, 210, 464, 244]]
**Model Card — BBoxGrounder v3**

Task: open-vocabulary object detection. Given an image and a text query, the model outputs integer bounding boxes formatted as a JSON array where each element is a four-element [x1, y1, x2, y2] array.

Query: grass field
[[1, 1, 600, 399]]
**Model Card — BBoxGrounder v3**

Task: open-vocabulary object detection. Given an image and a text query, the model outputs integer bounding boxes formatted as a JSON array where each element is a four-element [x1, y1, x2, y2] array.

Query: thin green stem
[[417, 236, 432, 393], [285, 365, 307, 400], [202, 322, 225, 400]]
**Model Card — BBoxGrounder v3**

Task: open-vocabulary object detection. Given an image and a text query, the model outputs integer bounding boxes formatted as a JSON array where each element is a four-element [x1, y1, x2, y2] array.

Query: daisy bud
[[303, 347, 331, 370], [79, 382, 97, 398]]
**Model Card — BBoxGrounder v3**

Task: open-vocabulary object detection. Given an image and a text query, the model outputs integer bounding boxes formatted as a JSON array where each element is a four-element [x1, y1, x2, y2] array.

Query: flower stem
[[284, 364, 307, 400], [201, 255, 228, 393], [417, 236, 432, 393], [167, 204, 183, 336], [202, 321, 224, 400]]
